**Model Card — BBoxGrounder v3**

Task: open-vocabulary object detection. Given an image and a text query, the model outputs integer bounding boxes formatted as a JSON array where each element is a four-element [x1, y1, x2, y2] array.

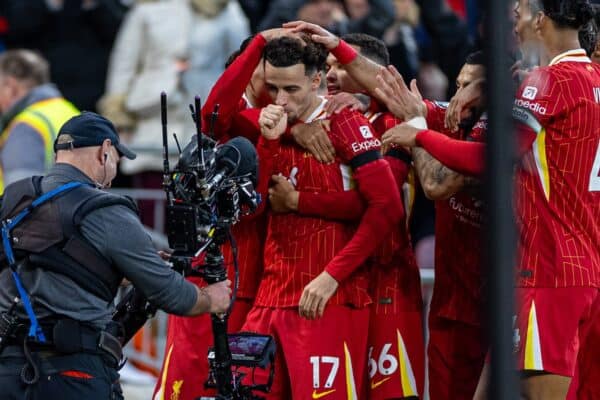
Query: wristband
[[406, 116, 427, 130], [331, 40, 358, 65]]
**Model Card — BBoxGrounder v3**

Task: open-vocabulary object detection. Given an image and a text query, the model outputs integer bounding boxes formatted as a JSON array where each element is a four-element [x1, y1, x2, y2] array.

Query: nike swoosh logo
[[312, 388, 337, 399], [370, 377, 391, 389]]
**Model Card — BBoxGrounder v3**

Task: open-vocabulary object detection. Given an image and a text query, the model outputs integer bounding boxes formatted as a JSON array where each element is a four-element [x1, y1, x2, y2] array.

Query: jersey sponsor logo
[[522, 86, 538, 100], [594, 87, 600, 104], [370, 376, 391, 390], [312, 389, 337, 399], [514, 98, 547, 115], [359, 125, 374, 139], [351, 138, 381, 153]]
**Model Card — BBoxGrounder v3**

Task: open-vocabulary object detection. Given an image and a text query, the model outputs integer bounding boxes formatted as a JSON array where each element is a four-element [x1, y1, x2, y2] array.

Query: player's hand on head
[[259, 105, 287, 140], [375, 66, 425, 120], [381, 123, 420, 154], [268, 174, 299, 213], [291, 120, 335, 163], [282, 20, 340, 50], [298, 271, 339, 320], [325, 92, 368, 116], [261, 27, 297, 41]]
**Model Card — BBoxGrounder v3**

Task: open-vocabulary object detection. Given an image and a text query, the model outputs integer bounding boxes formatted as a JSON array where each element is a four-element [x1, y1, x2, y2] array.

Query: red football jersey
[[364, 111, 422, 313], [255, 100, 401, 308], [425, 100, 487, 325], [513, 49, 600, 288]]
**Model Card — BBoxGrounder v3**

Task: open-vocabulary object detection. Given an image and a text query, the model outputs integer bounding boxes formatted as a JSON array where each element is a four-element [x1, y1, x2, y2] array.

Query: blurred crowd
[[0, 0, 486, 267]]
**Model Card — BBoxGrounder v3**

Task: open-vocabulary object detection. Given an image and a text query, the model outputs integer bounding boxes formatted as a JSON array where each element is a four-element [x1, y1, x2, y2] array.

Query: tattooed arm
[[412, 147, 480, 200]]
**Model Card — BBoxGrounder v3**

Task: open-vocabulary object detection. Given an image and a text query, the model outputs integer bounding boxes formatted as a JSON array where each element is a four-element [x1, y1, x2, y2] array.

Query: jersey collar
[[549, 48, 591, 66]]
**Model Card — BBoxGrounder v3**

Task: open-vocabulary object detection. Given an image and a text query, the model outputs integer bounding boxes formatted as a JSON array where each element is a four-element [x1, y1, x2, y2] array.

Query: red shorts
[[153, 297, 253, 400], [241, 305, 369, 400], [427, 315, 488, 400], [515, 287, 598, 377], [563, 289, 600, 400], [367, 310, 424, 400]]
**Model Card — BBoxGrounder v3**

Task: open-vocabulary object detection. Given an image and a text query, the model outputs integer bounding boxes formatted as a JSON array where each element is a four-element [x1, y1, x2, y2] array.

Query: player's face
[[264, 61, 321, 123], [325, 47, 364, 95], [452, 63, 485, 120], [513, 0, 538, 47]]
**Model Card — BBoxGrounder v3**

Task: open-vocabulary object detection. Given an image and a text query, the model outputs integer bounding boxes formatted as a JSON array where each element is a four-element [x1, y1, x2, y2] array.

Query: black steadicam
[[111, 94, 274, 400]]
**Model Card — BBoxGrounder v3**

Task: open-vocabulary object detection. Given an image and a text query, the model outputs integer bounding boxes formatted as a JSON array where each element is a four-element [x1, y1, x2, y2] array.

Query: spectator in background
[[3, 0, 126, 112], [101, 0, 249, 227], [0, 50, 79, 194], [384, 0, 420, 82], [256, 0, 396, 39], [415, 0, 472, 98]]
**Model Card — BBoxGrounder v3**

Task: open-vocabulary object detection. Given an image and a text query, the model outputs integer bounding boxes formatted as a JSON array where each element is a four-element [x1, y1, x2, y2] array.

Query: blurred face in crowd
[[345, 0, 369, 20], [0, 74, 25, 114], [264, 61, 321, 123], [325, 45, 365, 95], [298, 0, 337, 27]]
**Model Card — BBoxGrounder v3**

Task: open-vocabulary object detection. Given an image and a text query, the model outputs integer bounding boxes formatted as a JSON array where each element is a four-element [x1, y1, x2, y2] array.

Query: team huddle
[[153, 1, 600, 400]]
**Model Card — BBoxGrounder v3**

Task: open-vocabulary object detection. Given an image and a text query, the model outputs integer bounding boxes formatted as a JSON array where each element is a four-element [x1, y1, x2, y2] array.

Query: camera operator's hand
[[260, 105, 288, 140], [291, 120, 335, 163], [299, 271, 339, 320], [269, 174, 299, 213], [189, 280, 232, 315]]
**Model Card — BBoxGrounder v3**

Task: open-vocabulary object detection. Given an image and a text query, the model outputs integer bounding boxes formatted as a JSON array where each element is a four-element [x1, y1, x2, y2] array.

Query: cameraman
[[0, 112, 231, 399]]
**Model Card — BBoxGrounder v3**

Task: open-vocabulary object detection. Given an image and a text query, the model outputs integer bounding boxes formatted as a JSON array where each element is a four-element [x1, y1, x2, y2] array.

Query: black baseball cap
[[54, 112, 136, 159]]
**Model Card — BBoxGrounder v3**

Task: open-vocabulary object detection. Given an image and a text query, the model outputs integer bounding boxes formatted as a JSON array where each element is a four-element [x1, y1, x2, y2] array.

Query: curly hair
[[530, 0, 594, 30], [263, 37, 328, 75]]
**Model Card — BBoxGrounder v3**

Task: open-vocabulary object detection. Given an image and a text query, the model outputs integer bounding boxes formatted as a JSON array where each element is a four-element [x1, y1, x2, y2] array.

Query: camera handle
[[201, 233, 235, 400]]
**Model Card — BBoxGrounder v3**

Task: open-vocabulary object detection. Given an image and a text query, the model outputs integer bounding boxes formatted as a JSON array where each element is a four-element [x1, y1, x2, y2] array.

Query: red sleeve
[[371, 112, 402, 138], [324, 110, 404, 282], [201, 35, 266, 139], [415, 129, 486, 177], [298, 190, 365, 221], [229, 108, 262, 144], [512, 68, 563, 157], [424, 100, 449, 133], [249, 135, 280, 218]]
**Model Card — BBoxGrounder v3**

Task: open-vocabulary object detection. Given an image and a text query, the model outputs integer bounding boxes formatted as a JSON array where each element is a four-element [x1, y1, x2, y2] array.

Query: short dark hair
[[263, 36, 328, 75], [530, 0, 594, 30], [341, 33, 390, 66], [225, 35, 256, 69], [465, 51, 485, 66], [0, 49, 49, 87], [579, 6, 599, 56]]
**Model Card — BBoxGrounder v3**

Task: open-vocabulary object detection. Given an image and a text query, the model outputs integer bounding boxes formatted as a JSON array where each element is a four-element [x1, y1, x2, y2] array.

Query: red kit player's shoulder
[[328, 109, 381, 163]]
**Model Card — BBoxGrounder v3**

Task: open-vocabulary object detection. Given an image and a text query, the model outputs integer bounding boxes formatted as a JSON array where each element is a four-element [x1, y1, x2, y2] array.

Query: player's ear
[[533, 11, 545, 34]]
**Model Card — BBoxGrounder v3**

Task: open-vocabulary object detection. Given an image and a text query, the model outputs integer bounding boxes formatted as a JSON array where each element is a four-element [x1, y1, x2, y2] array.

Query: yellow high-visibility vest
[[0, 97, 79, 193]]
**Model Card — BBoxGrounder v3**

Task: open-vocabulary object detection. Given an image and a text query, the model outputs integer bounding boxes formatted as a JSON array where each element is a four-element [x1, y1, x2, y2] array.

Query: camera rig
[[111, 94, 275, 400]]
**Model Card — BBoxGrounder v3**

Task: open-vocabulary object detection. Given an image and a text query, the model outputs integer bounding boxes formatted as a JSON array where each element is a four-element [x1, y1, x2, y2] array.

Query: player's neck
[[542, 30, 582, 65], [298, 94, 323, 122]]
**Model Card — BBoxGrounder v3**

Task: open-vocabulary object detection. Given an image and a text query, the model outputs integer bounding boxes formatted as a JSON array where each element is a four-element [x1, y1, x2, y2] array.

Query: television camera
[[111, 94, 275, 400]]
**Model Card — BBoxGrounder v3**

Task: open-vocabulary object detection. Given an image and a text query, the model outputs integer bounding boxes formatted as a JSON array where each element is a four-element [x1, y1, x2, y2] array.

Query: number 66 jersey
[[513, 49, 600, 289]]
